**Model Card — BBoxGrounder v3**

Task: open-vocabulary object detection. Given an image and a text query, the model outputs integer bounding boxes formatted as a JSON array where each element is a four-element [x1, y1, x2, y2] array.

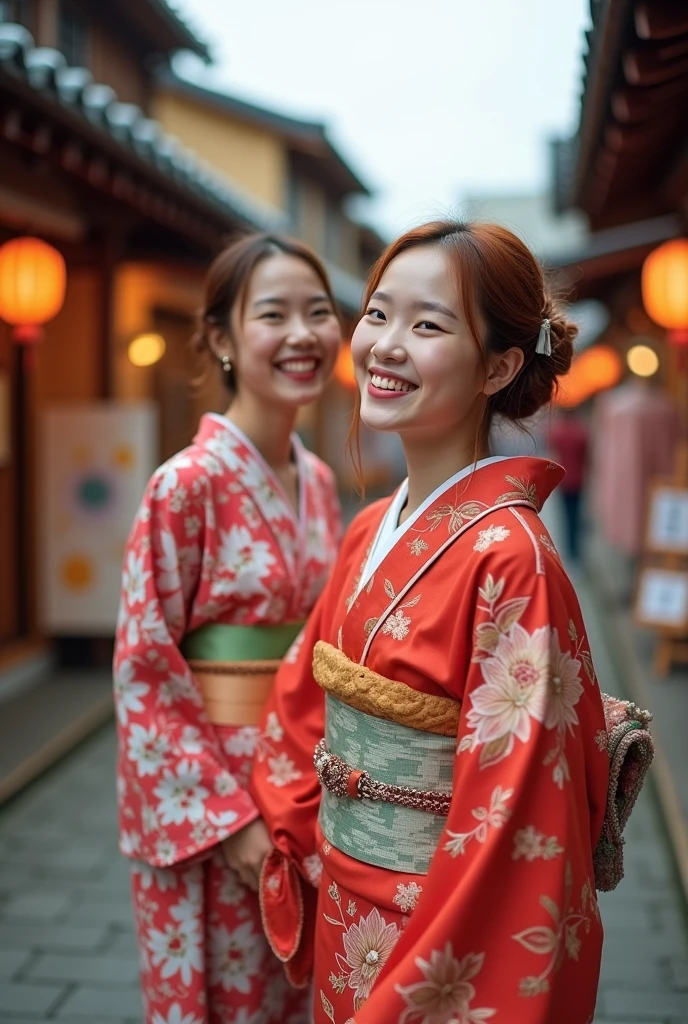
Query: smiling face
[[351, 245, 489, 444], [225, 253, 341, 409]]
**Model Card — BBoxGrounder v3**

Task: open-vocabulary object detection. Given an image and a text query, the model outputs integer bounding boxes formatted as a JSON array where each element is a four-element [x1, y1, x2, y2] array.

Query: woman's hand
[[221, 818, 274, 891]]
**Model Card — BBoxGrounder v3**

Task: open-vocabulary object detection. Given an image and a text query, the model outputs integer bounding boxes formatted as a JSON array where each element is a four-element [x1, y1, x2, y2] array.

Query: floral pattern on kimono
[[114, 413, 341, 1024], [250, 457, 609, 1024]]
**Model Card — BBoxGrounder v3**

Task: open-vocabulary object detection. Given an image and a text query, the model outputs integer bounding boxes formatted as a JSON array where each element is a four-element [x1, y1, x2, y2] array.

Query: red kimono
[[251, 457, 609, 1024], [114, 413, 341, 1024]]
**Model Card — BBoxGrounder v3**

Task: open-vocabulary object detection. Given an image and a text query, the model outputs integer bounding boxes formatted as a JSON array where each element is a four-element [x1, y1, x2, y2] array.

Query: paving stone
[[0, 947, 35, 980], [103, 930, 138, 957], [0, 921, 110, 953], [55, 984, 144, 1019], [603, 989, 688, 1017], [0, 889, 75, 922], [0, 981, 66, 1015], [64, 894, 136, 929], [26, 950, 140, 986], [671, 956, 688, 990]]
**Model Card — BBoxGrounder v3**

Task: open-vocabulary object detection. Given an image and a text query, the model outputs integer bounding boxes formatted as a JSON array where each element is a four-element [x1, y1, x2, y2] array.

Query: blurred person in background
[[549, 406, 590, 563], [251, 221, 611, 1024], [113, 233, 342, 1024]]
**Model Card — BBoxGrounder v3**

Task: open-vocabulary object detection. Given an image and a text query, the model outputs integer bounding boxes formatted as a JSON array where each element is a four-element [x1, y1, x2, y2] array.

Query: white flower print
[[197, 452, 223, 477], [179, 726, 204, 756], [131, 861, 179, 892], [209, 921, 262, 993], [396, 945, 495, 1024], [158, 672, 203, 708], [184, 514, 202, 539], [214, 771, 238, 797], [544, 630, 584, 734], [393, 881, 423, 913], [152, 1004, 203, 1024], [177, 544, 201, 599], [340, 908, 400, 1007], [154, 760, 210, 826], [267, 752, 301, 787], [381, 610, 412, 642], [138, 601, 171, 646], [127, 723, 170, 777], [240, 461, 286, 520], [168, 485, 188, 514], [218, 870, 244, 906], [120, 831, 141, 855], [123, 550, 152, 607], [153, 456, 193, 500], [147, 914, 202, 987], [212, 525, 277, 599], [302, 853, 323, 885], [444, 785, 514, 857], [224, 726, 259, 757], [114, 659, 150, 726], [156, 528, 182, 594], [207, 809, 239, 829], [473, 524, 511, 553], [264, 711, 284, 743], [205, 432, 246, 473], [512, 825, 564, 862], [155, 839, 177, 865], [539, 533, 559, 557], [240, 495, 261, 529], [409, 537, 429, 556], [465, 623, 550, 763]]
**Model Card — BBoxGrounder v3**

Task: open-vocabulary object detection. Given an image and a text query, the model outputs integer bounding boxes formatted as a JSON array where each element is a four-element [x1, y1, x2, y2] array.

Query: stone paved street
[[0, 502, 687, 1022]]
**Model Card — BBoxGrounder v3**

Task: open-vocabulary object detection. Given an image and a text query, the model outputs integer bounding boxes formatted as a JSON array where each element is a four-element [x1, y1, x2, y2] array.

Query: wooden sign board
[[645, 484, 688, 555], [635, 566, 688, 634]]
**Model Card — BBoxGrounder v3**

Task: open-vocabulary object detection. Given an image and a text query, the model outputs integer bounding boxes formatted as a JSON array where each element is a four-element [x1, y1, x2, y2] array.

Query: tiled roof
[[0, 22, 283, 234]]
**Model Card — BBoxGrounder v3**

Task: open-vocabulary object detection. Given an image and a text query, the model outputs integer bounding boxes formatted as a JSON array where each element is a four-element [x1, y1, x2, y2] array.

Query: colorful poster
[[40, 402, 158, 634]]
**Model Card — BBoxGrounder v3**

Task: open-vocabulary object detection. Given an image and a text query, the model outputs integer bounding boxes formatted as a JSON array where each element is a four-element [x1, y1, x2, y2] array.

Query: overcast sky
[[174, 0, 590, 236]]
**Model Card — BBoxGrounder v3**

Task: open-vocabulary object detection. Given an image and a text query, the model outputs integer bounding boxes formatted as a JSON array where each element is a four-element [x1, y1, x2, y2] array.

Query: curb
[[0, 694, 114, 806], [584, 561, 688, 910]]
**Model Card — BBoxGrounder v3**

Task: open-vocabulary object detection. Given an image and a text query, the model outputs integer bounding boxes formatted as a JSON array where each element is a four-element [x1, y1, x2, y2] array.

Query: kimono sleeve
[[355, 546, 609, 1024], [114, 462, 259, 868]]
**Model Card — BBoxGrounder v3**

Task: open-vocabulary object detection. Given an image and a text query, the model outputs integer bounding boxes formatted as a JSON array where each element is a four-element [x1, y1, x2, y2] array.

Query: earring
[[221, 355, 232, 373]]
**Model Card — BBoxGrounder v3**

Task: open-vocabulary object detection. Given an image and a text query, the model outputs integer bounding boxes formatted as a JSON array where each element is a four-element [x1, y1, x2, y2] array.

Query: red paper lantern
[[0, 236, 67, 345], [641, 239, 688, 347]]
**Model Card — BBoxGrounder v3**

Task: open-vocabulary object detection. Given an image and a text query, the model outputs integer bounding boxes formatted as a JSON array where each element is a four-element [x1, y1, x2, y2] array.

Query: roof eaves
[[0, 23, 283, 235]]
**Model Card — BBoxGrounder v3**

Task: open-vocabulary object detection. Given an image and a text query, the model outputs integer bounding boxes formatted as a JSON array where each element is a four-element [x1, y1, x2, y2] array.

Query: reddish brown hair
[[192, 231, 341, 392], [349, 219, 576, 478]]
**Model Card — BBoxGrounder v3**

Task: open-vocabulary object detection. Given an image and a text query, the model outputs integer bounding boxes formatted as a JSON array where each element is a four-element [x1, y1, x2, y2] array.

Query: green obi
[[318, 694, 455, 875], [181, 621, 304, 662]]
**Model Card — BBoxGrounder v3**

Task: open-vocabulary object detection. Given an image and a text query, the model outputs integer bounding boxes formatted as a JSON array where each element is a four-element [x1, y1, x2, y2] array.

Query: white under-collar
[[355, 455, 508, 599]]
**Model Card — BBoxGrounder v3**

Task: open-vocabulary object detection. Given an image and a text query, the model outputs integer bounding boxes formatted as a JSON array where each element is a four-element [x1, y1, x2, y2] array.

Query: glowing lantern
[[0, 236, 67, 346], [335, 344, 356, 388], [557, 345, 623, 408], [627, 344, 659, 378], [128, 333, 166, 367], [641, 239, 688, 347]]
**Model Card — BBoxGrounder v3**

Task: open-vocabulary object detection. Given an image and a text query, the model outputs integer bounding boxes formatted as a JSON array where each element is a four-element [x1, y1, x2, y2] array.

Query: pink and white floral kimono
[[113, 413, 341, 1024]]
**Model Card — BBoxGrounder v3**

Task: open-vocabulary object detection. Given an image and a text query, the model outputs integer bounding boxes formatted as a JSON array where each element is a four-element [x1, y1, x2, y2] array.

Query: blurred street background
[[1, 0, 688, 1021]]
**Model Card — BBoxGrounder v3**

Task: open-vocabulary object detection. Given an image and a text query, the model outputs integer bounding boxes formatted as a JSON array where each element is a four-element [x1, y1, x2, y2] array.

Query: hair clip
[[536, 319, 552, 356]]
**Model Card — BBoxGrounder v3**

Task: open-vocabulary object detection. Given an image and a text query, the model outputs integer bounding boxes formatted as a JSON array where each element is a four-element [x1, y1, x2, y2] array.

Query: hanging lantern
[[556, 345, 623, 408], [0, 236, 67, 347], [334, 344, 356, 388], [641, 239, 688, 347]]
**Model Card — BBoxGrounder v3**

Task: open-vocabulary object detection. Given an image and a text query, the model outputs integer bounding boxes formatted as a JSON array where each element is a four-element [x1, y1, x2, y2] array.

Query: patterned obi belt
[[181, 622, 303, 727], [312, 641, 655, 890], [312, 641, 460, 875]]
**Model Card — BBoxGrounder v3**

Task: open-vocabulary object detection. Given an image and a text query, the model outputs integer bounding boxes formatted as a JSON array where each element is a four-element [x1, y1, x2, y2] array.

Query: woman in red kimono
[[114, 233, 342, 1024], [251, 221, 613, 1024]]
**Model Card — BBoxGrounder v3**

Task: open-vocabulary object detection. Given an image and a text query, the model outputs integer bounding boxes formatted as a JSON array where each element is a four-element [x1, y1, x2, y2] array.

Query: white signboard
[[40, 402, 158, 634], [636, 567, 688, 631], [647, 486, 688, 555]]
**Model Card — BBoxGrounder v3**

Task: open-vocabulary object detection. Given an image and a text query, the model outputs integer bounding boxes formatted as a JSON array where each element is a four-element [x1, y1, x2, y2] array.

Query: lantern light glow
[[128, 333, 166, 367], [627, 344, 659, 378], [0, 236, 67, 344], [641, 239, 688, 346]]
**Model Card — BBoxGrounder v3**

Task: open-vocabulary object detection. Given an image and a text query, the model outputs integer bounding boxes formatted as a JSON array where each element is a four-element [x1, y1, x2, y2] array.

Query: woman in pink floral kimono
[[114, 233, 343, 1023]]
